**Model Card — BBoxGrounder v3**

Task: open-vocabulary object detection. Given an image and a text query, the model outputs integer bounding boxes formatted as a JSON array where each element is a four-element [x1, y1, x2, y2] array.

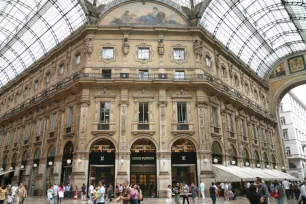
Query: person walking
[[64, 184, 70, 200], [256, 177, 269, 204], [137, 185, 142, 204], [89, 184, 94, 202], [69, 184, 73, 199], [247, 184, 261, 204], [294, 183, 301, 201], [94, 181, 105, 204], [48, 185, 55, 204], [199, 181, 205, 200], [107, 184, 113, 202], [11, 184, 18, 204], [209, 182, 217, 204], [115, 184, 120, 198], [81, 183, 87, 201], [166, 185, 172, 204], [0, 185, 7, 204], [74, 185, 79, 199], [58, 184, 64, 204], [224, 182, 229, 201], [114, 180, 131, 204], [275, 181, 285, 204], [173, 183, 181, 204], [53, 184, 59, 204], [16, 183, 27, 204], [282, 179, 291, 199], [182, 183, 189, 204], [298, 180, 306, 204], [130, 184, 138, 204], [190, 183, 199, 204]]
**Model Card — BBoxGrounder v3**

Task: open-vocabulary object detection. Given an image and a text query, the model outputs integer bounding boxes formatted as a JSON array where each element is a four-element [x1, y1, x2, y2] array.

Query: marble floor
[[16, 197, 299, 204]]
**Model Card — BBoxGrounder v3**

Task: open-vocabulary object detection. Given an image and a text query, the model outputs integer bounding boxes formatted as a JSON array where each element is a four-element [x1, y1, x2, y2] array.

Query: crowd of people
[[46, 180, 143, 204], [0, 183, 27, 204]]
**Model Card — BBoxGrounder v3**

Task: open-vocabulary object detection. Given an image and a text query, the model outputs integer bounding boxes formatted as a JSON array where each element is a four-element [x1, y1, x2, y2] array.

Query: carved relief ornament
[[209, 95, 220, 104], [94, 88, 116, 99], [171, 89, 192, 98]]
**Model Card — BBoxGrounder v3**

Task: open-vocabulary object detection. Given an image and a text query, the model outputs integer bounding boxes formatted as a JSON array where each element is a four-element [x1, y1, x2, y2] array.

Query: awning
[[0, 170, 14, 176], [213, 165, 256, 182], [213, 165, 299, 182]]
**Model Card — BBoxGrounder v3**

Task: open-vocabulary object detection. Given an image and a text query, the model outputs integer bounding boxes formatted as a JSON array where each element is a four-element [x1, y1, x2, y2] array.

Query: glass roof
[[0, 0, 86, 87], [200, 0, 306, 79]]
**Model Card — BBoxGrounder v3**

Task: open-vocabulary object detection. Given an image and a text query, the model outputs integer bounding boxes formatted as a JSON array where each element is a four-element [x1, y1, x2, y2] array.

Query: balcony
[[131, 122, 156, 136], [34, 135, 42, 145], [171, 122, 194, 136], [91, 122, 116, 136], [63, 125, 75, 138], [210, 126, 221, 138], [48, 131, 57, 142]]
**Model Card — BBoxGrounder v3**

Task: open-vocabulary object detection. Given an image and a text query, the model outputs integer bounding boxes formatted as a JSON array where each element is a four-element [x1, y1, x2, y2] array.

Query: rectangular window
[[138, 102, 149, 130], [98, 102, 110, 130], [50, 113, 57, 132], [241, 119, 246, 136], [283, 129, 288, 140], [75, 54, 81, 64], [102, 70, 112, 79], [67, 106, 74, 127], [25, 123, 31, 140], [206, 55, 212, 67], [252, 124, 257, 140], [177, 102, 188, 130], [138, 70, 149, 80], [270, 132, 274, 148], [6, 132, 10, 145], [24, 87, 28, 97], [212, 106, 218, 127], [280, 117, 286, 125], [138, 48, 150, 60], [175, 71, 185, 80], [261, 128, 266, 146], [34, 80, 39, 90], [227, 113, 234, 132], [46, 72, 51, 83], [37, 119, 43, 136], [285, 147, 291, 155], [15, 128, 20, 143], [173, 48, 185, 60], [102, 47, 114, 59], [59, 64, 64, 74]]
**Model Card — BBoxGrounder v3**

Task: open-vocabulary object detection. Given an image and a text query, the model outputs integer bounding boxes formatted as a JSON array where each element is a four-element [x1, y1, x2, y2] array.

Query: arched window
[[289, 162, 297, 169], [63, 142, 74, 157], [48, 145, 56, 158], [11, 154, 17, 168], [90, 139, 115, 153], [271, 154, 277, 169], [211, 142, 222, 164], [242, 148, 250, 166], [2, 155, 7, 170], [263, 152, 269, 167], [34, 149, 41, 160], [230, 145, 238, 165], [131, 139, 156, 153], [254, 150, 260, 167], [171, 138, 196, 152]]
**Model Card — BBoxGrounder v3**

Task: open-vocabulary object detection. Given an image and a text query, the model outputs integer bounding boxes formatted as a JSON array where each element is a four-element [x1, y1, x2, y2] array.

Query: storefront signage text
[[132, 157, 155, 161]]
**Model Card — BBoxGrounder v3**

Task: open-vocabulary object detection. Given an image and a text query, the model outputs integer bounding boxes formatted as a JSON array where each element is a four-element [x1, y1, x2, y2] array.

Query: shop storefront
[[130, 139, 156, 197], [19, 151, 28, 184], [88, 139, 115, 187], [31, 149, 40, 196], [171, 139, 197, 186], [45, 145, 55, 192], [61, 142, 73, 184]]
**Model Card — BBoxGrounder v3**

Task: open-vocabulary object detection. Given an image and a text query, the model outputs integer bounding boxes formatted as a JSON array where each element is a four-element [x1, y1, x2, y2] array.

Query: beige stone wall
[[0, 1, 283, 197]]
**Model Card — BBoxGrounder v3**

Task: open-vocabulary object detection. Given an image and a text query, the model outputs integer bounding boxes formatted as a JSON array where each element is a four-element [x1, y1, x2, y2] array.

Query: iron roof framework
[[200, 0, 306, 79], [0, 0, 86, 87]]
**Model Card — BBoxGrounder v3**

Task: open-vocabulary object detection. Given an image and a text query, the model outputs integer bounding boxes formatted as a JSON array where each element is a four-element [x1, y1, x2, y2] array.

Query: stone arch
[[253, 149, 260, 163], [130, 138, 156, 153], [43, 142, 56, 158], [87, 136, 118, 152], [168, 136, 199, 152], [63, 141, 74, 156], [47, 145, 56, 158], [60, 139, 74, 155], [263, 152, 269, 166], [211, 141, 223, 164], [230, 144, 238, 165], [33, 149, 41, 160], [22, 150, 29, 162], [171, 138, 196, 152], [128, 136, 158, 153], [90, 138, 116, 152]]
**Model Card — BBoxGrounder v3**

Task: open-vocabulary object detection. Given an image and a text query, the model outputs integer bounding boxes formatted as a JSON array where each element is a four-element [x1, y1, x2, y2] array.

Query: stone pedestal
[[116, 152, 130, 184]]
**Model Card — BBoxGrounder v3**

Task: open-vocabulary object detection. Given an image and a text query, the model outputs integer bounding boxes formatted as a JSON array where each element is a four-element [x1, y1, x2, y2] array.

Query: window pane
[[138, 70, 149, 79], [100, 102, 110, 123], [138, 102, 149, 123], [138, 48, 150, 59], [173, 49, 185, 60], [175, 71, 185, 79], [177, 102, 187, 123], [102, 48, 114, 59], [212, 107, 218, 127]]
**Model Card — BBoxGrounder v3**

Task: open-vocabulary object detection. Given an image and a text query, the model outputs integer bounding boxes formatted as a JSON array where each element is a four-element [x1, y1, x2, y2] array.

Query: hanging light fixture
[[67, 159, 72, 165], [213, 158, 218, 163], [48, 161, 53, 166], [33, 164, 38, 168]]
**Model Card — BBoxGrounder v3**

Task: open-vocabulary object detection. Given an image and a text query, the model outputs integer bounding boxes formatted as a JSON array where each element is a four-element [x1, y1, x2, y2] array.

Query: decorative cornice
[[132, 88, 154, 98], [94, 88, 116, 98], [171, 89, 192, 98]]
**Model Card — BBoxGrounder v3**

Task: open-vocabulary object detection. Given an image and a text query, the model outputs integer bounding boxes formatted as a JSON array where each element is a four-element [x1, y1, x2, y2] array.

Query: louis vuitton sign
[[131, 153, 156, 164], [89, 152, 115, 165], [171, 152, 197, 164]]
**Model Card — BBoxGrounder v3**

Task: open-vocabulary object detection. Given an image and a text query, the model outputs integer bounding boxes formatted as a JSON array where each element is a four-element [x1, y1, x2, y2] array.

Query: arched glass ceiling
[[0, 0, 86, 87], [200, 0, 306, 79]]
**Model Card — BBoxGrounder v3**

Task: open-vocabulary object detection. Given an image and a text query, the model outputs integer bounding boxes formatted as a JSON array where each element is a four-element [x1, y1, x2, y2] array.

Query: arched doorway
[[31, 149, 40, 196], [254, 150, 260, 168], [171, 138, 197, 187], [61, 142, 73, 184], [130, 138, 156, 197], [88, 138, 115, 187], [1, 155, 8, 185], [242, 148, 250, 167], [263, 152, 269, 168], [211, 141, 222, 164], [7, 153, 17, 184], [45, 145, 55, 192], [19, 151, 28, 184], [230, 145, 238, 166]]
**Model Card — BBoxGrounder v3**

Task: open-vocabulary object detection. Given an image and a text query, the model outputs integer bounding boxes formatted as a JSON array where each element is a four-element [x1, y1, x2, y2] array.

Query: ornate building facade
[[0, 0, 287, 197]]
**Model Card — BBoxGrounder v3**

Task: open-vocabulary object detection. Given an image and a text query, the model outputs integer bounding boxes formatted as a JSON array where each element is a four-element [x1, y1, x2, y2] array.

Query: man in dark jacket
[[256, 177, 269, 204], [276, 181, 285, 204]]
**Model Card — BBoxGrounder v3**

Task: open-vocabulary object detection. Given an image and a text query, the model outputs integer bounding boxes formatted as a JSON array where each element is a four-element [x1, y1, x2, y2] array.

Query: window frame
[[102, 47, 114, 59], [138, 70, 149, 80], [173, 48, 185, 60], [67, 106, 74, 127], [177, 102, 188, 124], [137, 47, 150, 60], [174, 70, 185, 80], [99, 102, 110, 124], [50, 112, 57, 132], [75, 53, 81, 65], [138, 102, 149, 123]]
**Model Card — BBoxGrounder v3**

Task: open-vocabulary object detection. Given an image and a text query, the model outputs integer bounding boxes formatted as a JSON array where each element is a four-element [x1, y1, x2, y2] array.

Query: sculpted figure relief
[[158, 39, 164, 55], [122, 38, 130, 55], [193, 40, 202, 59]]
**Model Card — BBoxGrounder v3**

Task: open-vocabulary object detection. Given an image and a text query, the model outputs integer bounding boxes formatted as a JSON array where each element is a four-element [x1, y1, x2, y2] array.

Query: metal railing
[[0, 71, 275, 122]]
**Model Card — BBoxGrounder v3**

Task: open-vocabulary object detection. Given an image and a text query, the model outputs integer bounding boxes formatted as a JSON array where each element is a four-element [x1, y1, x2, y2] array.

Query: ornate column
[[116, 88, 129, 183], [72, 93, 90, 188], [157, 88, 170, 197], [196, 89, 214, 190]]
